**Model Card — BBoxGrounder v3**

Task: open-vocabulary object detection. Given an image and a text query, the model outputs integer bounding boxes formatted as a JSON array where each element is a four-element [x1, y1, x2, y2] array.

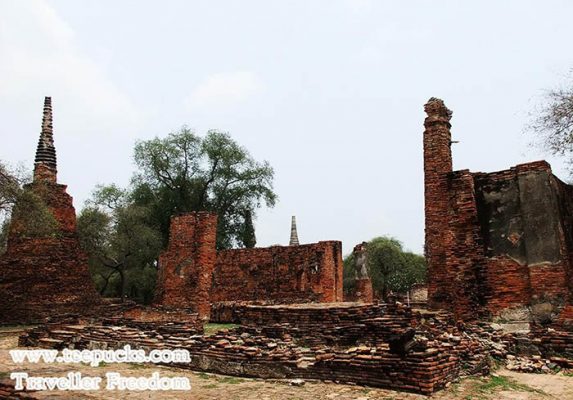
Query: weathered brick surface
[[0, 236, 100, 324], [355, 278, 374, 303], [423, 98, 573, 319], [211, 241, 344, 303], [154, 212, 217, 319], [423, 98, 453, 311], [155, 215, 343, 317], [0, 98, 101, 324], [483, 256, 530, 312]]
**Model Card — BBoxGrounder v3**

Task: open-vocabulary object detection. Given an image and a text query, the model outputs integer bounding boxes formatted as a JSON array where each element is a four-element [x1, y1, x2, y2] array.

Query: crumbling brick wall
[[154, 212, 217, 319], [154, 215, 343, 315], [423, 98, 573, 319], [211, 241, 344, 303]]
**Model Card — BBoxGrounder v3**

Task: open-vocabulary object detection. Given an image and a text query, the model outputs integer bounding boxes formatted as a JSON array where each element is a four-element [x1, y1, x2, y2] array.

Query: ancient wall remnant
[[154, 212, 217, 319], [211, 241, 344, 303], [423, 98, 573, 319], [154, 213, 343, 310], [0, 97, 100, 324]]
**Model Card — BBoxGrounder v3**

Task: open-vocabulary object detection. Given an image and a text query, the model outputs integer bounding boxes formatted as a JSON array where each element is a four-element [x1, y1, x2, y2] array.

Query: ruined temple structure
[[424, 97, 573, 320], [352, 242, 373, 303], [155, 212, 344, 317], [0, 97, 100, 324]]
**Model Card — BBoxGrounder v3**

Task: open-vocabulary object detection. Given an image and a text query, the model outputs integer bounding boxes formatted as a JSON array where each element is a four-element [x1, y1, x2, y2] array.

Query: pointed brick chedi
[[289, 215, 300, 246], [33, 96, 57, 183], [0, 97, 100, 324]]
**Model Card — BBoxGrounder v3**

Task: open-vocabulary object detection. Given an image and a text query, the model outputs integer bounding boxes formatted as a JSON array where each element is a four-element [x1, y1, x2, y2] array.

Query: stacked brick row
[[19, 314, 484, 395], [482, 257, 530, 312], [0, 380, 38, 399]]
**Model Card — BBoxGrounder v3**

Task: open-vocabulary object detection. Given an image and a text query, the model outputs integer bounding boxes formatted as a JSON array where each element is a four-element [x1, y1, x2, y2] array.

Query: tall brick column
[[154, 212, 217, 320], [423, 98, 453, 309]]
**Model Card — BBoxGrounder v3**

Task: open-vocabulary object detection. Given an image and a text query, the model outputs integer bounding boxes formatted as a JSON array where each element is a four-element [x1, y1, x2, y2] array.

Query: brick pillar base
[[355, 278, 373, 303]]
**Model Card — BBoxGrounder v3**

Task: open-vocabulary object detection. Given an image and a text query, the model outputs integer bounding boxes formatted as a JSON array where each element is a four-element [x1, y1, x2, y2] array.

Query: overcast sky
[[1, 0, 572, 255]]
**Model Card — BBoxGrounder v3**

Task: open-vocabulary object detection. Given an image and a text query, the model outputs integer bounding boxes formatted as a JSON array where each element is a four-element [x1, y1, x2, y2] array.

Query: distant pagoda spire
[[289, 216, 300, 246], [33, 96, 57, 183]]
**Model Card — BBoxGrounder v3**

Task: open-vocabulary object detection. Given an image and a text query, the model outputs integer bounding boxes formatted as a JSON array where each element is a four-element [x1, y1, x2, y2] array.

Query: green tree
[[131, 128, 276, 248], [0, 161, 57, 249], [347, 236, 426, 300], [241, 209, 256, 248], [0, 161, 21, 215], [78, 185, 162, 302], [342, 253, 357, 296]]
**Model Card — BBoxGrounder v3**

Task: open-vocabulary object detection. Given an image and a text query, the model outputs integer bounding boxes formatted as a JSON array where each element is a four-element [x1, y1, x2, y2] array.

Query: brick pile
[[19, 307, 489, 395], [0, 380, 38, 399]]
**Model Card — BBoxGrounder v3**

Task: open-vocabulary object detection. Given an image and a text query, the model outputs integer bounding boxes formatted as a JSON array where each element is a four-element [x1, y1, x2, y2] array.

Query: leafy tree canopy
[[130, 127, 276, 248], [343, 236, 426, 299], [78, 185, 162, 303]]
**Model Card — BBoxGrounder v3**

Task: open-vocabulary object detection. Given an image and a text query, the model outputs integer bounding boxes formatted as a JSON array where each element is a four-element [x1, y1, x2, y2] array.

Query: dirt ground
[[1, 332, 572, 400]]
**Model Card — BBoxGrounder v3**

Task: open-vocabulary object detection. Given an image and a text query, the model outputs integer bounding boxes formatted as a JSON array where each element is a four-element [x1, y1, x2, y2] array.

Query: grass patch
[[197, 372, 211, 380], [203, 323, 239, 336], [202, 383, 218, 389], [472, 375, 546, 396], [563, 372, 573, 377], [0, 371, 10, 379], [217, 376, 244, 384]]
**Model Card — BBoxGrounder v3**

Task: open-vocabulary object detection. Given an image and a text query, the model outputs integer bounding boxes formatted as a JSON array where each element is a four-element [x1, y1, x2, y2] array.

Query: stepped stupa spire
[[33, 96, 57, 183], [289, 216, 300, 246]]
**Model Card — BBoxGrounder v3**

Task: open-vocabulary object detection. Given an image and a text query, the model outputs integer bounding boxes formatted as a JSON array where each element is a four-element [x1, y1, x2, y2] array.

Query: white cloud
[[0, 0, 141, 136], [185, 71, 263, 111]]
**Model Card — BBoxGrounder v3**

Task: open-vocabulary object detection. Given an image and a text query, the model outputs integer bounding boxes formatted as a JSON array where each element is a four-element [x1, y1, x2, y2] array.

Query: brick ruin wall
[[211, 241, 344, 304], [154, 212, 217, 320], [424, 98, 573, 319], [0, 182, 100, 324], [154, 213, 344, 318]]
